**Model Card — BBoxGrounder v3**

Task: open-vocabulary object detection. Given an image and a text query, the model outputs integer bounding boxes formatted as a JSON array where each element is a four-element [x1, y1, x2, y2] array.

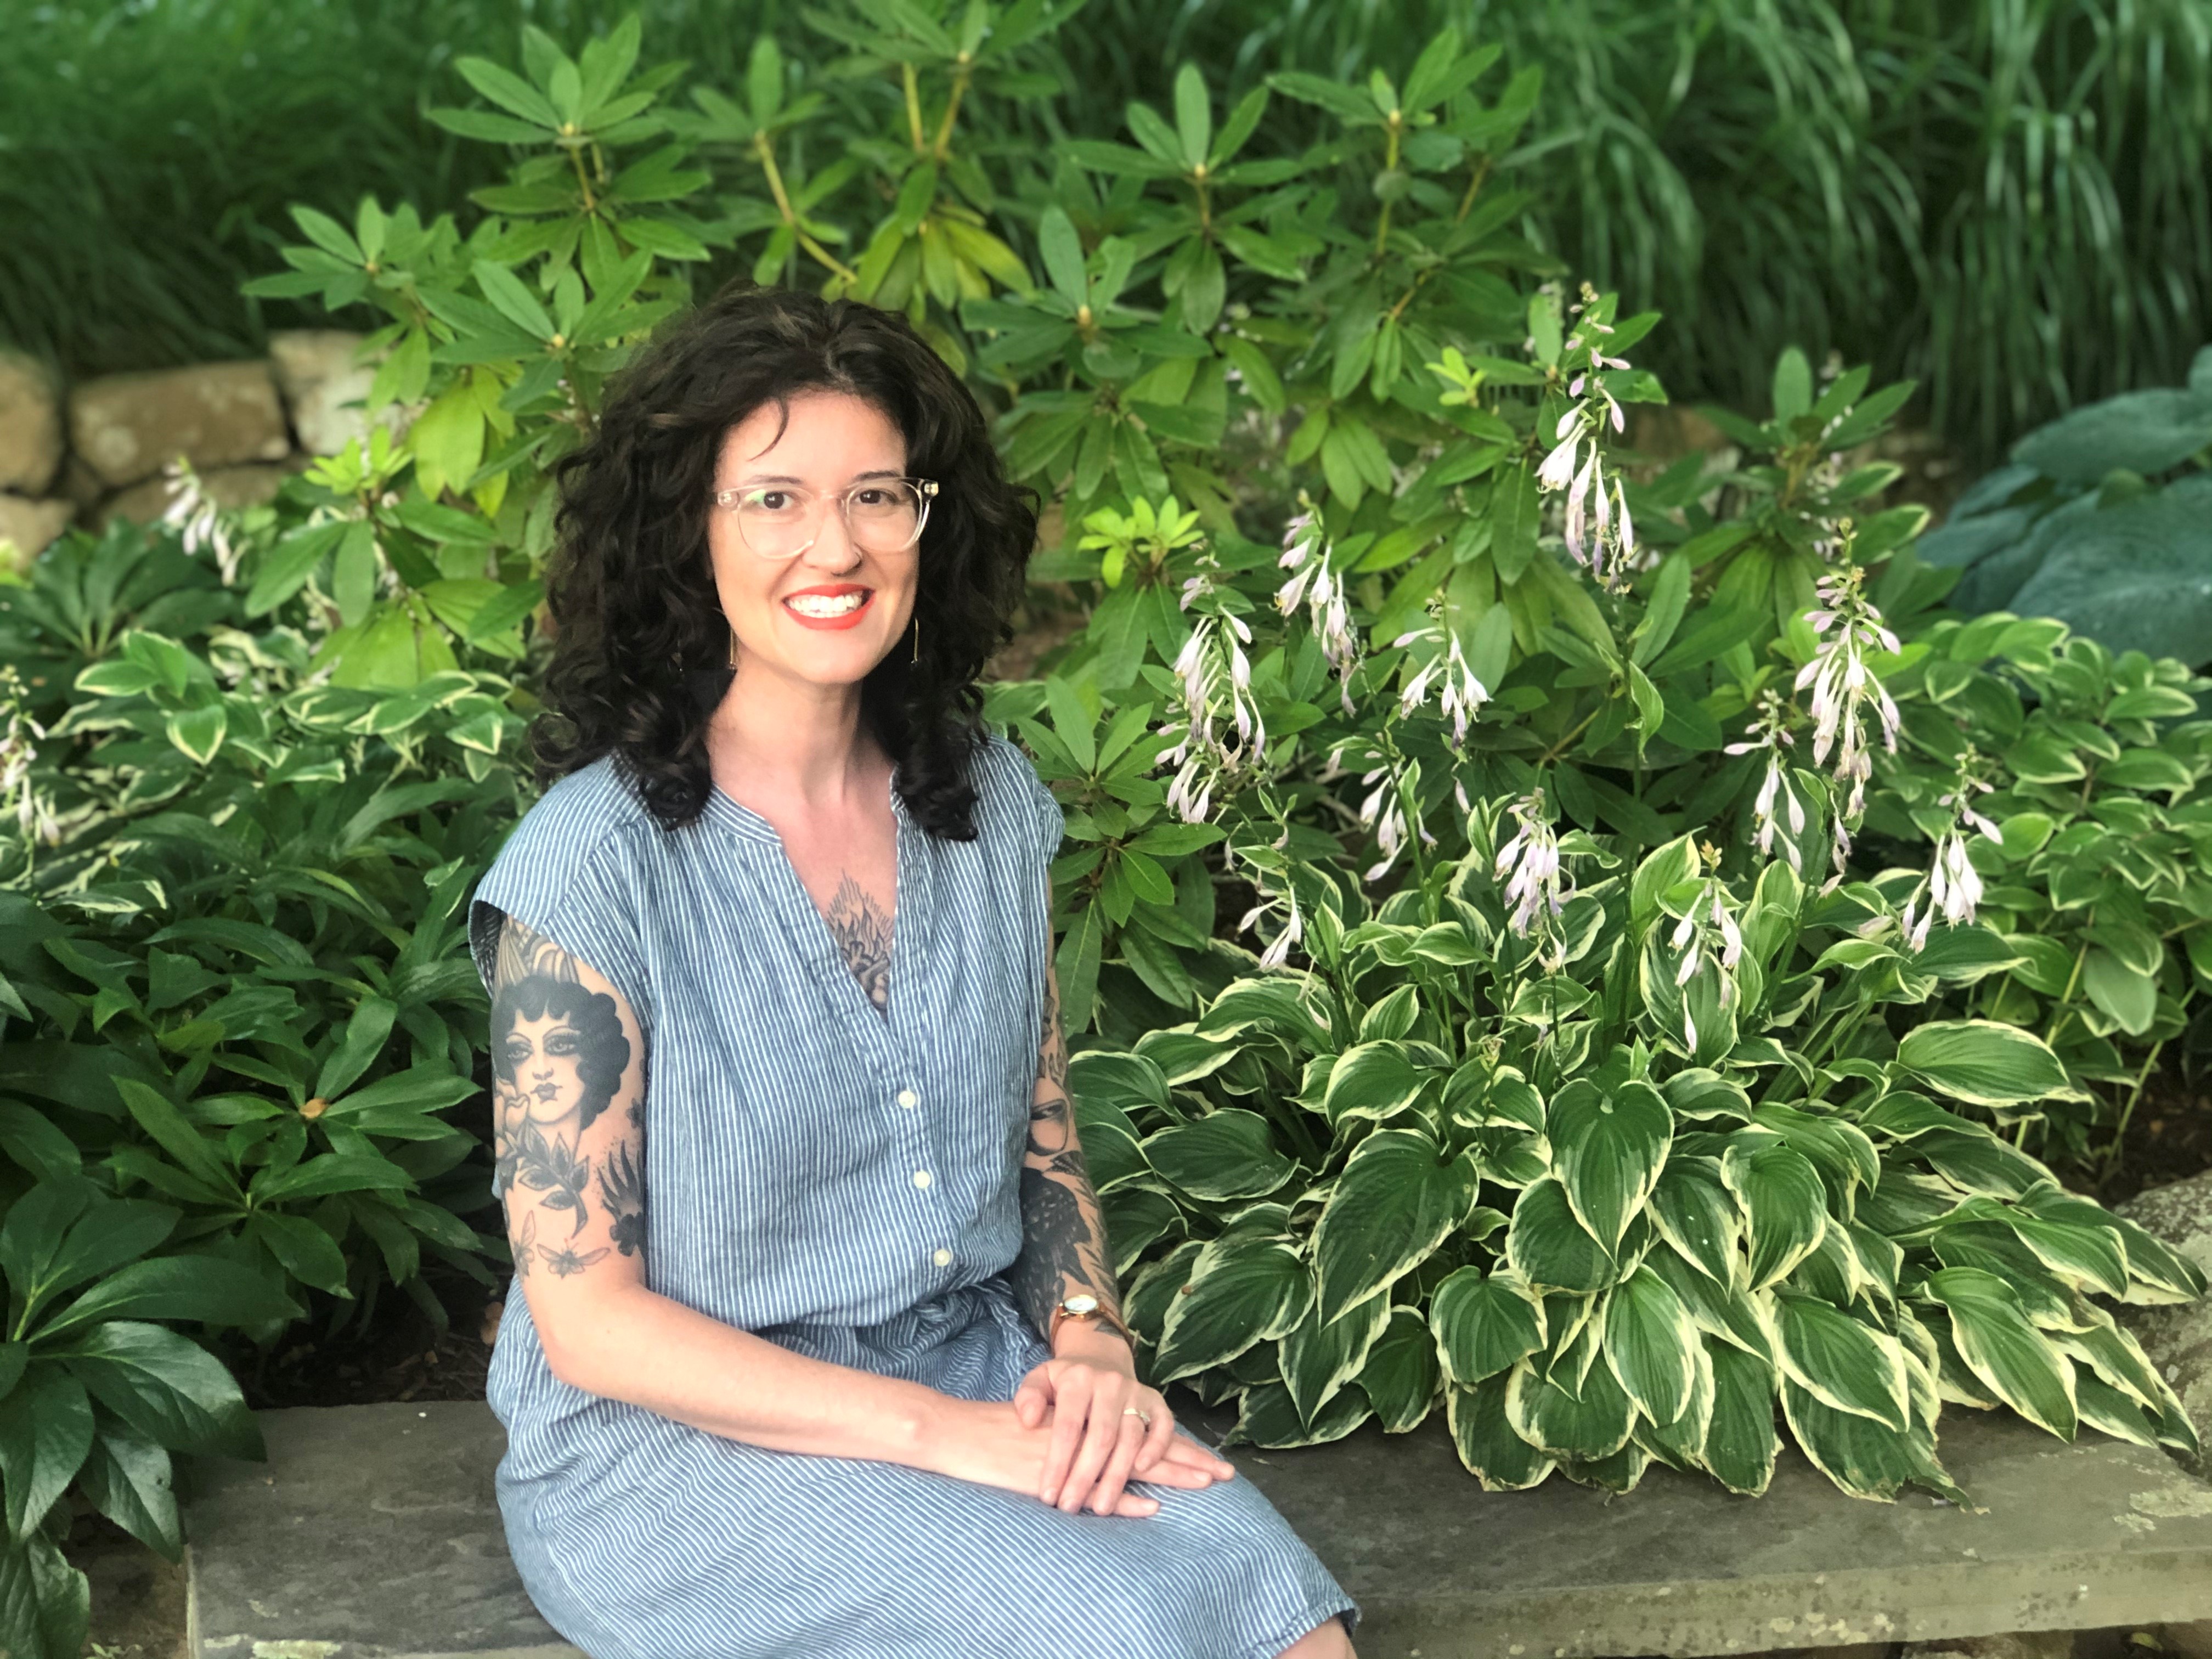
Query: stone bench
[[183, 1400, 2212, 1659]]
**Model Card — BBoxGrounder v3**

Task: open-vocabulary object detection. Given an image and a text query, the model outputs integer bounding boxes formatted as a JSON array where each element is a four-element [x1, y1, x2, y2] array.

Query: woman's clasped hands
[[1007, 1327, 1237, 1519]]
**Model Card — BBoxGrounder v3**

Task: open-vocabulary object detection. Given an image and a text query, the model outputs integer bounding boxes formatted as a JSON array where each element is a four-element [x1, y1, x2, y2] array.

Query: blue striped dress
[[466, 738, 1356, 1659]]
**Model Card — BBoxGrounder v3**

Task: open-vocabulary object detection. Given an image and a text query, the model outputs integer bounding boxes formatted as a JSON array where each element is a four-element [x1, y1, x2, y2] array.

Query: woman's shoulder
[[966, 731, 1063, 860], [481, 759, 653, 907]]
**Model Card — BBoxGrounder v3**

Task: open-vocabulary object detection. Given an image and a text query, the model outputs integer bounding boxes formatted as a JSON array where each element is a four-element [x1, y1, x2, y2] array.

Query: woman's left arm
[[1009, 961, 1232, 1514]]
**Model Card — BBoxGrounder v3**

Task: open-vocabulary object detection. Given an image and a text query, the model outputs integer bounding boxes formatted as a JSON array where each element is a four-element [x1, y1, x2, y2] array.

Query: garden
[[3, 2, 2211, 1654]]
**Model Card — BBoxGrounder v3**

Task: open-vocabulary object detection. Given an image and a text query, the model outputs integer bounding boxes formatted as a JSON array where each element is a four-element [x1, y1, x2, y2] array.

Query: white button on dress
[[895, 1088, 919, 1108], [912, 1170, 932, 1189]]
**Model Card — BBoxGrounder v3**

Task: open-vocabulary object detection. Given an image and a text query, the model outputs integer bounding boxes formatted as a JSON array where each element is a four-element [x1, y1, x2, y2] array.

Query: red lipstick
[[780, 583, 875, 631]]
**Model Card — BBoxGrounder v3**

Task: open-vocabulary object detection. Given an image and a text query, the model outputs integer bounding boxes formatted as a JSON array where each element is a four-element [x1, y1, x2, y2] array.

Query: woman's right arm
[[487, 913, 1225, 1513]]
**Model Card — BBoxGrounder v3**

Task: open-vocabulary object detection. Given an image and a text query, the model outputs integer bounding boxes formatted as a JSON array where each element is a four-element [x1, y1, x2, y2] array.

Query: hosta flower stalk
[[159, 458, 244, 585], [1494, 792, 1571, 966], [1534, 285, 1638, 587], [1160, 559, 1265, 825], [1797, 563, 1901, 872], [1899, 760, 2003, 951], [1394, 611, 1489, 749], [1726, 691, 1812, 872], [1276, 508, 1361, 710]]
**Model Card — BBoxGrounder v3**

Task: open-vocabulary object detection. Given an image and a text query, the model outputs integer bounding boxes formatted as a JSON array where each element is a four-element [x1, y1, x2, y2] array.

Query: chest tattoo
[[823, 873, 893, 1015]]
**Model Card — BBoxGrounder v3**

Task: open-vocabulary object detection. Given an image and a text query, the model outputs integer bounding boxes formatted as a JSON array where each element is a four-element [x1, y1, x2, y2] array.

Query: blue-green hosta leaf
[[1311, 1129, 1475, 1323], [1721, 1138, 1827, 1290], [1150, 1235, 1313, 1384], [1767, 1290, 1911, 1433], [1646, 1156, 1741, 1286], [1896, 1020, 2072, 1108], [1507, 1175, 1620, 1294], [1546, 1079, 1670, 1250], [1702, 1340, 1780, 1496], [1919, 1267, 2078, 1439], [1278, 1292, 1390, 1427], [1139, 1110, 1294, 1203], [1321, 1041, 1430, 1125], [2010, 390, 2212, 484], [1505, 1343, 1636, 1461], [1602, 1265, 1699, 1427], [1780, 1380, 1962, 1503], [1447, 1372, 1555, 1491], [1430, 1265, 1546, 1385], [1357, 1305, 1443, 1433]]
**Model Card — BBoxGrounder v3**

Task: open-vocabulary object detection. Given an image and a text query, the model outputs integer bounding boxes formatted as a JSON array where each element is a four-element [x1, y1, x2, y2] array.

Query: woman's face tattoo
[[504, 1011, 589, 1127]]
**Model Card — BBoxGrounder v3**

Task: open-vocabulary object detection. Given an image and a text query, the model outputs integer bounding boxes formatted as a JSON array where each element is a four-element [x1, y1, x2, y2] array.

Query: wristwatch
[[1048, 1293, 1130, 1347]]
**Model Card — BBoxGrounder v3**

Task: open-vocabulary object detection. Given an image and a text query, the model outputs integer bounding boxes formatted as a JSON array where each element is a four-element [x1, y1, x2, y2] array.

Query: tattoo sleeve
[[488, 915, 648, 1287], [1009, 960, 1129, 1346]]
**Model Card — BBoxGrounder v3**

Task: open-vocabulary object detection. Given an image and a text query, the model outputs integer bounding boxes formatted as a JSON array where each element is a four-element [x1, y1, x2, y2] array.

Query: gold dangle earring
[[727, 625, 740, 669], [911, 611, 921, 665]]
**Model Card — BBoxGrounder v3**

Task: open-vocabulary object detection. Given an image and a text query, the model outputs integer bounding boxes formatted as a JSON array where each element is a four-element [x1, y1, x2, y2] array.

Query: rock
[[2117, 1172, 2212, 1477], [97, 462, 292, 528], [0, 350, 64, 495], [269, 329, 384, 456], [68, 361, 289, 488], [0, 495, 75, 568]]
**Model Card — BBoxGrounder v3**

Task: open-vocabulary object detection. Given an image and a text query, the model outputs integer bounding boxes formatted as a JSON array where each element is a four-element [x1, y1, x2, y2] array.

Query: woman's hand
[[1011, 1324, 1235, 1516], [919, 1395, 1232, 1518]]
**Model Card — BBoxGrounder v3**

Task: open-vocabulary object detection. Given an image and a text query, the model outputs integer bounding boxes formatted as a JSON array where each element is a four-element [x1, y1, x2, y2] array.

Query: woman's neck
[[708, 662, 877, 812]]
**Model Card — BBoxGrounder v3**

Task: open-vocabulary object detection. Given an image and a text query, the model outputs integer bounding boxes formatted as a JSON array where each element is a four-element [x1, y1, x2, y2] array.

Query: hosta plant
[[1071, 809, 2204, 1501]]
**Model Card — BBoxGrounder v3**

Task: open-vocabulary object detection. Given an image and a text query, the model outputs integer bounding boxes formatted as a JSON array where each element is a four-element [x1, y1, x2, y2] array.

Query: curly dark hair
[[531, 282, 1036, 838], [490, 976, 631, 1135]]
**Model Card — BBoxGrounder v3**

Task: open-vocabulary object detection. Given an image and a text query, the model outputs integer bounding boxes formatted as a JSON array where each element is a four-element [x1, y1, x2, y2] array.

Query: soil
[[236, 1256, 500, 1413], [2074, 1066, 2212, 1207]]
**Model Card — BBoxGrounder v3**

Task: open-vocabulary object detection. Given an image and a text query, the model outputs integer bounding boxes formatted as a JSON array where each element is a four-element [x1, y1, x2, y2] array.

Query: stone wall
[[0, 331, 379, 567]]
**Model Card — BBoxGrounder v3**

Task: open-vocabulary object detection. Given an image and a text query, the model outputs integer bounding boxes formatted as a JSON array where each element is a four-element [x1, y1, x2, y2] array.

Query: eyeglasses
[[708, 477, 939, 560]]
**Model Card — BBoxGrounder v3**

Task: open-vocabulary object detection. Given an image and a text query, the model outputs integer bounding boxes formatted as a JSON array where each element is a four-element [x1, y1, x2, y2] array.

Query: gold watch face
[[1061, 1294, 1100, 1316]]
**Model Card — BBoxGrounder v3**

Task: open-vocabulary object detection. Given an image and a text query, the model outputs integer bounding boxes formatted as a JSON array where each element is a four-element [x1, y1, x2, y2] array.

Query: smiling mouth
[[782, 585, 875, 629]]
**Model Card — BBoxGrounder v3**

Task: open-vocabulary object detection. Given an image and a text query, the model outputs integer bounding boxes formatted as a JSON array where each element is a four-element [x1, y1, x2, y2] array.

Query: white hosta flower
[[1898, 768, 2004, 950], [159, 458, 242, 585], [1794, 565, 1902, 868], [1276, 510, 1361, 708], [1358, 764, 1432, 883], [1239, 883, 1306, 972], [1494, 793, 1570, 959], [1533, 290, 1639, 588], [0, 670, 58, 848], [1726, 692, 1810, 872], [1159, 563, 1267, 825], [1393, 616, 1490, 748]]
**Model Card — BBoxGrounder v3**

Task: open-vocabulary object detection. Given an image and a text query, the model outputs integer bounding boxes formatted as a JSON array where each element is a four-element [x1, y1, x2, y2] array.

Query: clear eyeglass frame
[[707, 476, 940, 560]]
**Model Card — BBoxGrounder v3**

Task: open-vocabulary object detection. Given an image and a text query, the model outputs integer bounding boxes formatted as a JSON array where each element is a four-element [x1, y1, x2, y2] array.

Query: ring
[[1124, 1407, 1152, 1425]]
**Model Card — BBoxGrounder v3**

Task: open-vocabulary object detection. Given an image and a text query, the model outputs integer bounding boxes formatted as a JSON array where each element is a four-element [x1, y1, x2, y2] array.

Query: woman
[[467, 282, 1359, 1659]]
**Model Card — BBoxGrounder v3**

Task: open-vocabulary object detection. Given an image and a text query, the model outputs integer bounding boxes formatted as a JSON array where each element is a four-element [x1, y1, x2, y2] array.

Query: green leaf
[[246, 521, 348, 617], [1431, 1265, 1546, 1385], [1770, 347, 1812, 424], [1139, 1110, 1294, 1203], [1311, 1129, 1474, 1323], [0, 1527, 88, 1659], [1506, 1340, 1636, 1460], [1488, 462, 1539, 584], [0, 1367, 93, 1541], [1447, 1373, 1555, 1491], [1768, 1290, 1910, 1432], [1546, 1079, 1669, 1250], [246, 1214, 349, 1295], [1721, 1139, 1827, 1290], [37, 1256, 299, 1340], [1647, 1157, 1742, 1287], [162, 704, 226, 765], [1152, 1234, 1312, 1383], [1895, 1020, 2071, 1108], [2082, 950, 2157, 1036], [1505, 1177, 1615, 1294], [1278, 1292, 1389, 1427], [1701, 1340, 1779, 1496], [1780, 1380, 1952, 1503], [1354, 1307, 1442, 1436], [1321, 1041, 1429, 1124], [1037, 207, 1087, 307], [1602, 1265, 1699, 1426], [1920, 1267, 2078, 1438], [1171, 63, 1212, 168], [57, 1321, 262, 1461], [315, 997, 399, 1101], [113, 1081, 236, 1199], [78, 1427, 180, 1560]]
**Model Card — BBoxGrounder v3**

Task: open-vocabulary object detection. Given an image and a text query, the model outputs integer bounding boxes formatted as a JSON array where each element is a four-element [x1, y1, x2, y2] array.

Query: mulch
[[239, 1257, 500, 1411]]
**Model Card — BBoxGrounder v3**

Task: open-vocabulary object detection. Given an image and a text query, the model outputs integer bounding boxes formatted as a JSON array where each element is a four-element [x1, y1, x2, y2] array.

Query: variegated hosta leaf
[[2055, 1310, 2191, 1446], [1230, 1379, 1371, 1450], [1357, 1305, 1442, 1433], [1321, 1040, 1429, 1125], [1150, 1234, 1313, 1383], [1098, 1186, 1181, 1275], [1601, 1263, 1699, 1427], [1430, 1265, 1545, 1385], [1505, 1342, 1637, 1461], [1647, 1155, 1741, 1286], [1138, 1109, 1295, 1202], [1722, 1136, 1828, 1289], [1928, 1221, 2076, 1327], [1780, 1380, 1965, 1504], [1562, 1440, 1651, 1494], [1546, 1077, 1670, 1250], [1748, 1101, 1880, 1217], [1895, 1019, 2072, 1109], [1635, 1333, 1716, 1471], [1447, 1374, 1555, 1492], [1702, 1340, 1780, 1497], [1645, 1246, 1774, 1363], [1311, 1128, 1475, 1323], [1279, 1293, 1390, 1428], [1918, 1267, 2079, 1439], [1767, 1289, 1912, 1433], [1505, 1176, 1615, 1294]]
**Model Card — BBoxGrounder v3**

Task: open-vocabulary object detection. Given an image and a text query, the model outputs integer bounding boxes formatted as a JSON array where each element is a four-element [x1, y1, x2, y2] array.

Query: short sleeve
[[977, 735, 1063, 867], [467, 765, 653, 1024]]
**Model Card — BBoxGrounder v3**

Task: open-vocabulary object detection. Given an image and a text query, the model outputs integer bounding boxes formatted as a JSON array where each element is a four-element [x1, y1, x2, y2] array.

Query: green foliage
[[1919, 347, 2212, 664], [1075, 820, 2203, 1497]]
